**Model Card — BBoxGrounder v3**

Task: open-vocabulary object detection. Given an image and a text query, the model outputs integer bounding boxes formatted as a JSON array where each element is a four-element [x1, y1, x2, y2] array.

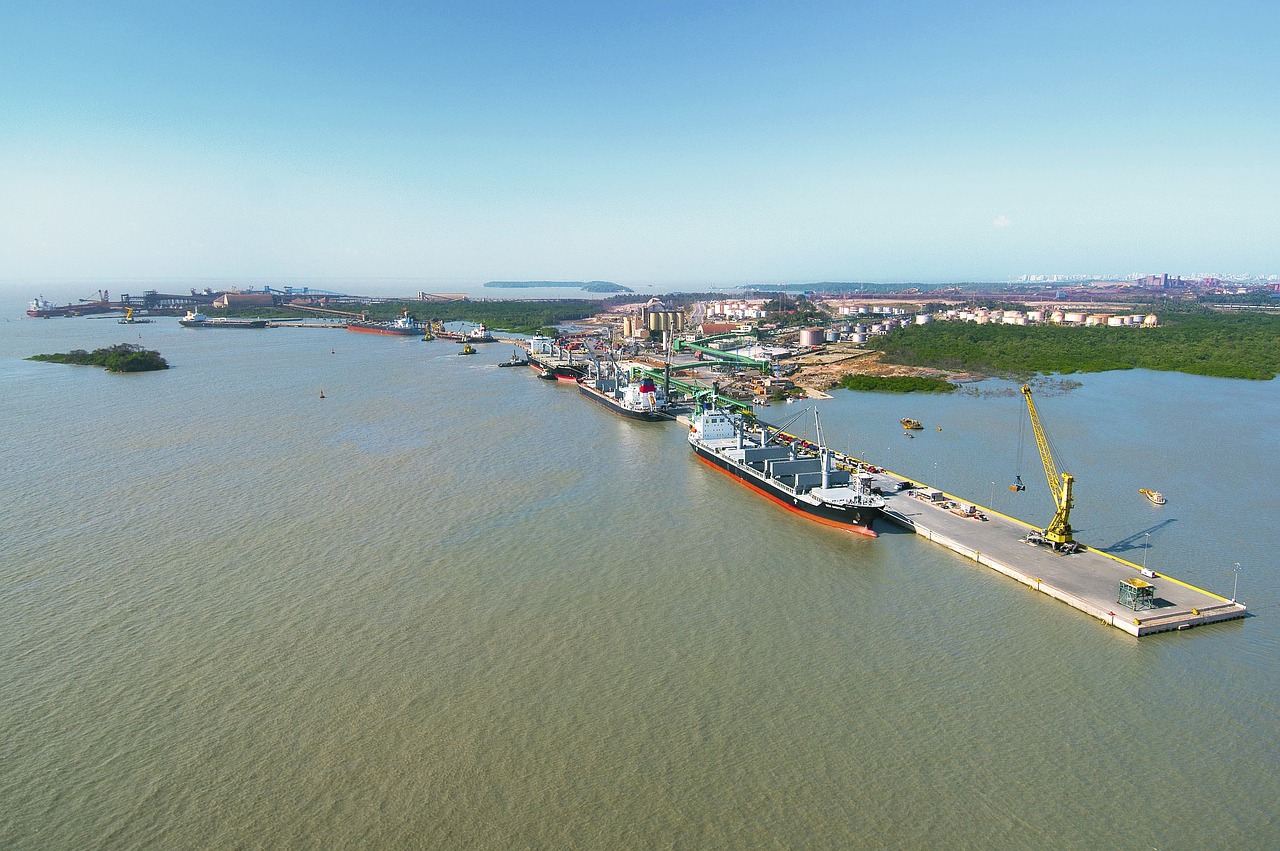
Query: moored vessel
[[179, 310, 268, 328], [689, 405, 886, 536], [577, 362, 668, 420], [436, 322, 495, 343], [346, 310, 423, 336], [526, 335, 587, 381], [28, 293, 116, 318]]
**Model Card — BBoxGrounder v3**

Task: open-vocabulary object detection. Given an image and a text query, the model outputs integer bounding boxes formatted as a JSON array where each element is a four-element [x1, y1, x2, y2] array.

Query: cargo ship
[[179, 310, 268, 328], [688, 405, 885, 536], [346, 310, 424, 336], [435, 322, 495, 343], [526, 336, 587, 381], [28, 293, 116, 318], [577, 363, 668, 421]]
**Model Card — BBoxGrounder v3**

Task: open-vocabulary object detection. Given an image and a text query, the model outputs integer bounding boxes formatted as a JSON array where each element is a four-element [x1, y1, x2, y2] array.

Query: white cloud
[[992, 214, 1013, 228]]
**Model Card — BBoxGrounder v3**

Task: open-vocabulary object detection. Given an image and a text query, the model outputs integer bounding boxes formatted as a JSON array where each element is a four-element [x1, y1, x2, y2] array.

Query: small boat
[[1140, 488, 1166, 505], [538, 368, 556, 380], [459, 343, 476, 355], [497, 348, 529, 367], [900, 417, 923, 429]]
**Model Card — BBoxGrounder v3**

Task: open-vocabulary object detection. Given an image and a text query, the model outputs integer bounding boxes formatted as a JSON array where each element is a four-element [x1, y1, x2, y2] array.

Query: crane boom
[[1021, 384, 1076, 549]]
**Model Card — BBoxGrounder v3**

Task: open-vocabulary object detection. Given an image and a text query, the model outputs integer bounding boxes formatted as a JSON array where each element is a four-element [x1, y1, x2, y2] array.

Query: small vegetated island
[[27, 344, 169, 373], [484, 280, 632, 294]]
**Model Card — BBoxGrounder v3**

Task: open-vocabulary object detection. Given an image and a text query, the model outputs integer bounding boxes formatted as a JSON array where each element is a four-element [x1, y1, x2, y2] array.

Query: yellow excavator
[[1021, 384, 1079, 553]]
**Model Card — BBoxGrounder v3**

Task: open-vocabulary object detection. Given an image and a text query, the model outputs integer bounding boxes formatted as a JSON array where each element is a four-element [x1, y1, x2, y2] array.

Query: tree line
[[871, 309, 1280, 380]]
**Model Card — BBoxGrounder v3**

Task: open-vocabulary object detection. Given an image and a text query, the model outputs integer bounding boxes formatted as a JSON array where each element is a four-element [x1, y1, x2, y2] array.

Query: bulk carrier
[[688, 405, 886, 536], [577, 360, 669, 421]]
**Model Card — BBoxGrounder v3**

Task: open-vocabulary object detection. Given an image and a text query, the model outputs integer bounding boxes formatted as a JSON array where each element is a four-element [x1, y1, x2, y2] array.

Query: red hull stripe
[[346, 326, 417, 335], [694, 452, 877, 538]]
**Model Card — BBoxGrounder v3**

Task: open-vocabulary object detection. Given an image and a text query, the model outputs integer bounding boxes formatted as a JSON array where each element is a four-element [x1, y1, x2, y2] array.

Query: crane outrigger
[[1021, 384, 1080, 553]]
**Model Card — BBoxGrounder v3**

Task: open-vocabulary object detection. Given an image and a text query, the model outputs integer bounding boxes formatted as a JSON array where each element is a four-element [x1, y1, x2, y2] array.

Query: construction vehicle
[[1020, 384, 1079, 553]]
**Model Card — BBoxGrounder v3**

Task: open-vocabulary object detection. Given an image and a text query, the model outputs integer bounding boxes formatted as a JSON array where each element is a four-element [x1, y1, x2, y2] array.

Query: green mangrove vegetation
[[838, 375, 956, 393], [483, 281, 632, 293], [872, 310, 1280, 380], [220, 299, 604, 335], [28, 344, 169, 373]]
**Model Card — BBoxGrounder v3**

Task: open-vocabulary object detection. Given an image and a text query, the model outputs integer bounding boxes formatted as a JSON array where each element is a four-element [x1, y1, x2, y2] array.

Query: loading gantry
[[1021, 384, 1079, 553]]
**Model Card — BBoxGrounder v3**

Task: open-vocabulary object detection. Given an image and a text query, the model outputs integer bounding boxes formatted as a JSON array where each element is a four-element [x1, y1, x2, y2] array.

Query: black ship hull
[[576, 383, 668, 421], [690, 443, 879, 536]]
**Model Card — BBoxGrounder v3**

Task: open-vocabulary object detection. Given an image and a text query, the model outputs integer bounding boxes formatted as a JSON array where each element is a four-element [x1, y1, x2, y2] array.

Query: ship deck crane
[[1021, 384, 1079, 553]]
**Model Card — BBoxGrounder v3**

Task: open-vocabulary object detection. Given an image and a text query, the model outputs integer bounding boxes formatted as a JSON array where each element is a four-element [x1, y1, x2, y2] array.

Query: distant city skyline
[[3, 2, 1278, 285]]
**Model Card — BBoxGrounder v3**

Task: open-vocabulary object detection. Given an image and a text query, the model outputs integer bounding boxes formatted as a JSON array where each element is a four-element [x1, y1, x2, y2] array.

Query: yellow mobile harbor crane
[[1021, 384, 1080, 553]]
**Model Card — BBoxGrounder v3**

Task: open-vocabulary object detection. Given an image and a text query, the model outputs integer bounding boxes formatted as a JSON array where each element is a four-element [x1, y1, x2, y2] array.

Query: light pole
[[990, 481, 995, 507], [1142, 533, 1151, 574], [1232, 562, 1242, 602]]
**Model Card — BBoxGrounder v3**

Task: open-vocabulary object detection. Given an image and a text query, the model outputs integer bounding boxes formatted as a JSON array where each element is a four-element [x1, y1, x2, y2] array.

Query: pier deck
[[879, 490, 1247, 636], [673, 412, 1246, 637]]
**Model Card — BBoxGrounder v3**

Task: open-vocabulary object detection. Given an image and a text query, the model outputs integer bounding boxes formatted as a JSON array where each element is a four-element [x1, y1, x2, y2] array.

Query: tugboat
[[689, 404, 886, 536], [1139, 488, 1166, 505], [497, 347, 529, 367], [459, 343, 477, 355], [900, 417, 923, 430]]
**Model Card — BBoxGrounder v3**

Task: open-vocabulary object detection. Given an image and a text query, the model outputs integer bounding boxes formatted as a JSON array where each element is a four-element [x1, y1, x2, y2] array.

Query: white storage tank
[[799, 327, 825, 346]]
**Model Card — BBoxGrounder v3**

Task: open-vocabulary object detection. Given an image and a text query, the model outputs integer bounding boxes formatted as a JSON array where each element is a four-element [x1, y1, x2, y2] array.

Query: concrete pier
[[674, 412, 1247, 637], [879, 488, 1247, 636]]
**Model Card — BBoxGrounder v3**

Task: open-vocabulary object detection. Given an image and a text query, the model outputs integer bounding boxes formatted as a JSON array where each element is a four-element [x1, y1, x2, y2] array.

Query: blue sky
[[2, 1, 1277, 286]]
